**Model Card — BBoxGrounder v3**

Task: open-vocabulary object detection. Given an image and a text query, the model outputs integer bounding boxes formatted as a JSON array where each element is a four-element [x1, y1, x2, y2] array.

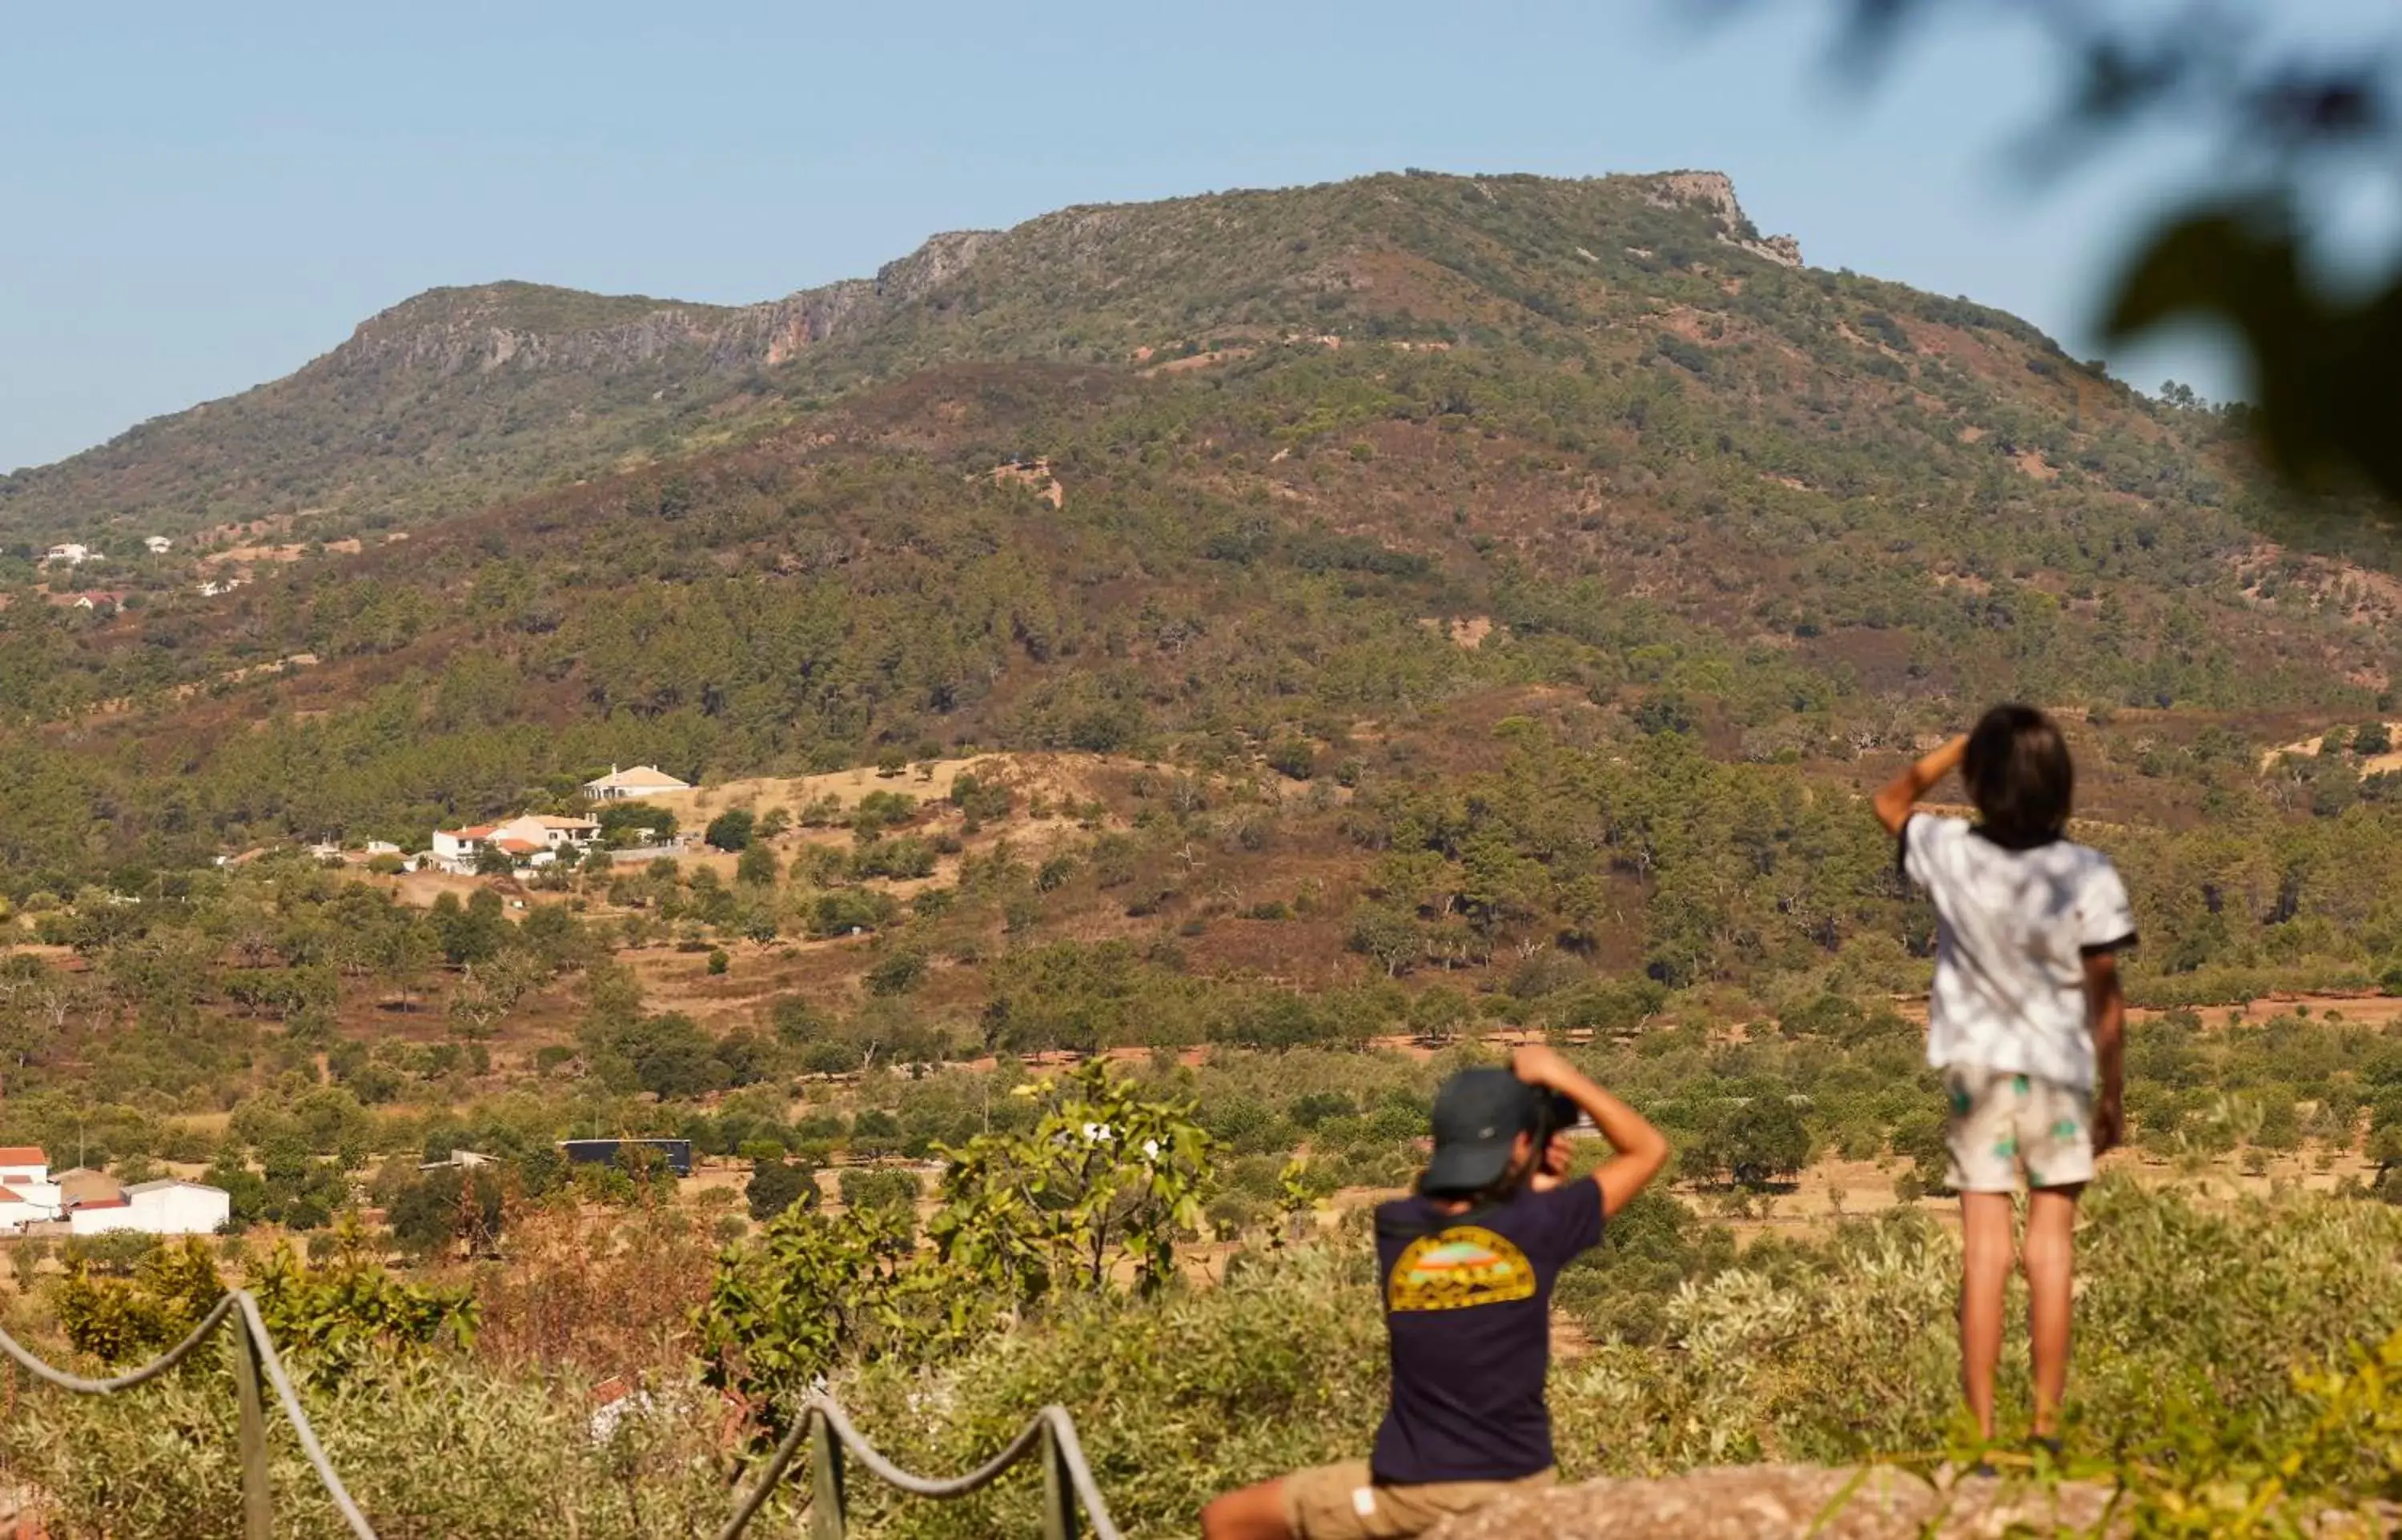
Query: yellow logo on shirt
[[1388, 1226, 1536, 1312]]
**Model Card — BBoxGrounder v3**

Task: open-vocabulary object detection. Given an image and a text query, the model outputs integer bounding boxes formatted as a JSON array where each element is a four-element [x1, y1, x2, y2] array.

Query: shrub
[[1265, 737, 1316, 780], [838, 1166, 922, 1221], [866, 948, 930, 997], [745, 1157, 820, 1221], [703, 809, 754, 852], [809, 888, 900, 938], [6, 1354, 725, 1538]]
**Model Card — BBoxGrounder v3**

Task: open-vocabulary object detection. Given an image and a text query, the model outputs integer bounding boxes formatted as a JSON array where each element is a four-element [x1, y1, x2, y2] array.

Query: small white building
[[70, 1178, 230, 1237], [429, 813, 600, 874], [0, 1147, 64, 1229], [144, 535, 174, 555], [583, 764, 693, 801], [42, 543, 93, 567], [0, 1145, 49, 1189]]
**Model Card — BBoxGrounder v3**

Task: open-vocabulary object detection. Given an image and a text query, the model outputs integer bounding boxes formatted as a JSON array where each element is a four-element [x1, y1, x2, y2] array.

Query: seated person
[[1200, 1045, 1669, 1540]]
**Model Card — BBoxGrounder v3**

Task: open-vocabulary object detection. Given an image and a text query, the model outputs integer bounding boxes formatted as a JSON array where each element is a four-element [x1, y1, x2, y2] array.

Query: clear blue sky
[[2, 1, 2387, 471]]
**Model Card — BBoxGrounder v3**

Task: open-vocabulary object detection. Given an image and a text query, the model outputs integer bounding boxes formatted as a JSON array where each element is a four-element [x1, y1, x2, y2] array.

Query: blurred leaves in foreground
[[1721, 0, 2402, 504]]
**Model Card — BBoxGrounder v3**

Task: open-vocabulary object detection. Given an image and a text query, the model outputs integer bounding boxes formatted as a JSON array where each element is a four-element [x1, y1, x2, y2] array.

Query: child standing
[[1874, 704, 2136, 1446]]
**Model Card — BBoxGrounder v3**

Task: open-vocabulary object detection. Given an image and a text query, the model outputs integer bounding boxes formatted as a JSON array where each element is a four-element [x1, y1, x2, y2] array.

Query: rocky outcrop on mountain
[[312, 227, 1006, 387], [705, 281, 881, 369], [321, 287, 729, 379], [1644, 170, 1806, 269], [326, 276, 897, 382], [874, 229, 998, 304]]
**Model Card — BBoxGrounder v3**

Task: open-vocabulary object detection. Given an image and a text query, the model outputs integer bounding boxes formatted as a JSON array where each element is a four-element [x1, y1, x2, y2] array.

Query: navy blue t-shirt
[[1368, 1177, 1605, 1485]]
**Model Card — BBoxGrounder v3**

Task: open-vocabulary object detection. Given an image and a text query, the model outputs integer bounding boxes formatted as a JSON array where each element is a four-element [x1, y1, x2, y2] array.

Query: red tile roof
[[0, 1146, 47, 1165]]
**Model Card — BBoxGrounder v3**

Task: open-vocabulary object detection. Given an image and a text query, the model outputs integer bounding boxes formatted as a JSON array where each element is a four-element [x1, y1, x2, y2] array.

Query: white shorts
[[1942, 1065, 2095, 1193]]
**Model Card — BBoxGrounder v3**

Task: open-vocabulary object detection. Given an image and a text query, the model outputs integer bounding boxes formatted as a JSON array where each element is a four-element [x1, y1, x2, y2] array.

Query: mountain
[[0, 240, 974, 542], [3, 169, 2400, 956], [0, 166, 2400, 1064], [0, 170, 1817, 543]]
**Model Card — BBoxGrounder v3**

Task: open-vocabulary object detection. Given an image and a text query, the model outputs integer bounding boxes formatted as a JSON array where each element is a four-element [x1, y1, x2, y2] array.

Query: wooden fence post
[[808, 1411, 846, 1540], [1041, 1420, 1078, 1540], [231, 1313, 273, 1540]]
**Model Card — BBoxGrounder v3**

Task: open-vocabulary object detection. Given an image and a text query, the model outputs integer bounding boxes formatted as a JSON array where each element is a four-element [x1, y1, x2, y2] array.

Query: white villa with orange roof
[[0, 1146, 63, 1229], [429, 813, 600, 875]]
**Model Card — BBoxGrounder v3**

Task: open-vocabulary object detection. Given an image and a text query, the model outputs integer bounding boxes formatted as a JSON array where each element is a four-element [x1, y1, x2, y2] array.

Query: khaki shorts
[[1282, 1461, 1554, 1540], [1944, 1065, 2095, 1193]]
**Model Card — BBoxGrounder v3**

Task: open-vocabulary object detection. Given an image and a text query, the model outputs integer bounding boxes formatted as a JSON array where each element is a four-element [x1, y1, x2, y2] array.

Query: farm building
[[69, 1178, 231, 1237]]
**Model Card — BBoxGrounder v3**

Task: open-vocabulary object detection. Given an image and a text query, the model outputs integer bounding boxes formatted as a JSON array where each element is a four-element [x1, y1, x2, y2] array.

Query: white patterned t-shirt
[[1902, 814, 2137, 1090]]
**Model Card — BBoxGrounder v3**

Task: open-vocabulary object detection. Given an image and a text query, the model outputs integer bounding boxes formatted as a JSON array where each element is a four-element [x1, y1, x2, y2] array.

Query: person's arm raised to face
[[2085, 951, 2127, 1155], [1872, 734, 1969, 837], [1512, 1045, 1668, 1218], [1528, 1133, 1574, 1193]]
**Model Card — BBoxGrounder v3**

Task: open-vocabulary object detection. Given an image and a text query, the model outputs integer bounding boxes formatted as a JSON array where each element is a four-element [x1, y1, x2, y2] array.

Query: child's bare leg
[[1200, 1479, 1292, 1540], [1958, 1190, 2014, 1441], [2023, 1185, 2083, 1438]]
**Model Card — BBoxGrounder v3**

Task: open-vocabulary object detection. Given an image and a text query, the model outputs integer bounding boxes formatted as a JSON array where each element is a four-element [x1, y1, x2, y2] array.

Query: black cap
[[1422, 1068, 1538, 1195]]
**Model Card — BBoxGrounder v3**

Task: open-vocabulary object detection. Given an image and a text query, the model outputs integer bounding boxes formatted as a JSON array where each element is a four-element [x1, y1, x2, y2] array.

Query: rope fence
[[0, 1292, 1123, 1539]]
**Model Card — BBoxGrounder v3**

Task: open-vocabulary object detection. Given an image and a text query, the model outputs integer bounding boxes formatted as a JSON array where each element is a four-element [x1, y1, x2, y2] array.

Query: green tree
[[735, 842, 779, 887], [745, 1157, 819, 1222], [387, 1166, 505, 1261], [928, 1061, 1218, 1300], [705, 809, 755, 852], [431, 889, 508, 966]]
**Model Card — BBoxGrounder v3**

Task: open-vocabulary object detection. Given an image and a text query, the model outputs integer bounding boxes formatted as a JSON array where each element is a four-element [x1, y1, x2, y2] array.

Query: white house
[[0, 1145, 49, 1189], [582, 764, 693, 801], [144, 535, 174, 555], [0, 1147, 64, 1228], [69, 1178, 230, 1237], [42, 543, 92, 567], [429, 813, 600, 874]]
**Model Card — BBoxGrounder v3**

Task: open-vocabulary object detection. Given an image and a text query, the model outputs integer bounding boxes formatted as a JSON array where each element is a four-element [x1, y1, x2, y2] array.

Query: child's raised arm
[[1873, 733, 1969, 836]]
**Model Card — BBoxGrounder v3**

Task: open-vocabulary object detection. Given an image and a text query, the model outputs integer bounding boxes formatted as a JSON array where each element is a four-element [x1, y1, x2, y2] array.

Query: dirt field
[[2259, 721, 2402, 775], [645, 751, 1117, 824]]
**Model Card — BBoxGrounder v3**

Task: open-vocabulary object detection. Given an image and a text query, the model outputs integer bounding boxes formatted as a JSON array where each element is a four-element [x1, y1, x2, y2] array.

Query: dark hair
[[1451, 1148, 1538, 1208], [1962, 704, 2074, 848]]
